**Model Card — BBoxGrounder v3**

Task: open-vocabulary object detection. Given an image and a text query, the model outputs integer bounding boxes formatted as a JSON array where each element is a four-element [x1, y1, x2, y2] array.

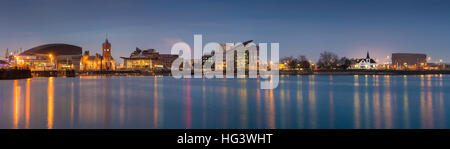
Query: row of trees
[[281, 51, 355, 70], [280, 55, 311, 70]]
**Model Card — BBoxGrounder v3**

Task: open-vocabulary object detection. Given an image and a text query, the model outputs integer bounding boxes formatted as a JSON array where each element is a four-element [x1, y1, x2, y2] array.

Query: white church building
[[356, 52, 377, 69]]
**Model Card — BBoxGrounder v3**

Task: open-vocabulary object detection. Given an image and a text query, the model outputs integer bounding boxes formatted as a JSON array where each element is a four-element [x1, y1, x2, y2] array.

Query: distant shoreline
[[77, 70, 450, 76], [280, 70, 450, 75], [2, 69, 450, 80]]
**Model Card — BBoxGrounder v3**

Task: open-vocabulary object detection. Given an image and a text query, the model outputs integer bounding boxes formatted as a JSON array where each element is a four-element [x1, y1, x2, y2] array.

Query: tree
[[337, 57, 352, 70], [280, 56, 297, 70], [281, 55, 312, 70], [297, 55, 311, 70], [317, 51, 339, 70]]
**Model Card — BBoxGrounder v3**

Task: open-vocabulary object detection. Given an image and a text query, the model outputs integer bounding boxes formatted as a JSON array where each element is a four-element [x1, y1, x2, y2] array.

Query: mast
[[5, 48, 9, 58]]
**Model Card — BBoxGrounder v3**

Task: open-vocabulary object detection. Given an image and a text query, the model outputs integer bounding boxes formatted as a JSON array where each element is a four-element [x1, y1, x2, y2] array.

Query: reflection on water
[[153, 76, 158, 128], [266, 89, 275, 129], [13, 80, 20, 129], [119, 78, 125, 126], [439, 75, 445, 128], [403, 75, 410, 129], [308, 75, 316, 129], [373, 76, 381, 128], [221, 80, 228, 128], [296, 76, 304, 128], [47, 77, 54, 129], [0, 75, 449, 129], [239, 79, 248, 128], [184, 79, 191, 129], [329, 76, 334, 128], [354, 75, 360, 129], [26, 79, 30, 128], [364, 75, 370, 129], [384, 75, 392, 129]]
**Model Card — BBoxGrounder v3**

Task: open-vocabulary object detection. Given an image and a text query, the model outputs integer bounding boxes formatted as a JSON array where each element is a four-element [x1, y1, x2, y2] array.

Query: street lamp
[[48, 53, 54, 70]]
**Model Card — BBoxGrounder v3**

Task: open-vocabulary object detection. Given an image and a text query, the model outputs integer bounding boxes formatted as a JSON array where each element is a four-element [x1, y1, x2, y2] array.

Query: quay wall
[[0, 69, 32, 80], [280, 70, 450, 75]]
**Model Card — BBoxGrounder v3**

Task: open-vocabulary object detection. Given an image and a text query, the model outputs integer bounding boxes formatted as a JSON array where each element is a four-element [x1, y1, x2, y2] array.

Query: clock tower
[[102, 38, 112, 59], [101, 37, 115, 70]]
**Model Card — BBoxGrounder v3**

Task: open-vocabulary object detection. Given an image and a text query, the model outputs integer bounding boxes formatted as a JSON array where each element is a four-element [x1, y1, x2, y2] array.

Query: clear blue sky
[[1, 0, 450, 63]]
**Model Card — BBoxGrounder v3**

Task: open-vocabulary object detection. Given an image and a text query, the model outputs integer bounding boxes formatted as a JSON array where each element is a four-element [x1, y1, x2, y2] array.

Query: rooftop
[[20, 44, 82, 56]]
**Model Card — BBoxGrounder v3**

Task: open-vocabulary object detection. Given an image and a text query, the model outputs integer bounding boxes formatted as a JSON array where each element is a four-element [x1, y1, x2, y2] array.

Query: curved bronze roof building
[[20, 44, 82, 56]]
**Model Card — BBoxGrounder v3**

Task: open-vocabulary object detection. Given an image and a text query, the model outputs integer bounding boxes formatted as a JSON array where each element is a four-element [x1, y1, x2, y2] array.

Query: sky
[[1, 0, 450, 63]]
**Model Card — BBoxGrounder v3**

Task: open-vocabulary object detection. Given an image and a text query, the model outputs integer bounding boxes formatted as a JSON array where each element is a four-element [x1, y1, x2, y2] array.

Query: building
[[0, 59, 8, 68], [121, 48, 178, 70], [80, 38, 116, 71], [425, 63, 442, 70], [355, 52, 377, 69], [392, 53, 427, 70], [208, 40, 258, 71], [17, 44, 82, 71], [80, 51, 102, 71], [102, 38, 115, 70], [121, 48, 157, 70], [160, 54, 179, 70]]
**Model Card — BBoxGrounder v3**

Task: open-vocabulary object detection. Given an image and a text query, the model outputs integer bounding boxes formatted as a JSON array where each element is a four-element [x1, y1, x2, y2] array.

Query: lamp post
[[48, 54, 54, 70], [13, 55, 17, 68], [100, 56, 103, 72]]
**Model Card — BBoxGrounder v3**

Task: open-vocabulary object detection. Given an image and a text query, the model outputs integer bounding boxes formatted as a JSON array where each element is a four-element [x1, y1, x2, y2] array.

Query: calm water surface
[[0, 75, 448, 129]]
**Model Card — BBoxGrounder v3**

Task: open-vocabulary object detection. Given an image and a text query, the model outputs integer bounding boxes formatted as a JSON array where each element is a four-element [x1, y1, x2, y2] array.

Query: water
[[0, 75, 448, 129]]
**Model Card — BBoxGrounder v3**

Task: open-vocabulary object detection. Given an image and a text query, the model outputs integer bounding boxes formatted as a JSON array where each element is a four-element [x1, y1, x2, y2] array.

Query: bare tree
[[297, 55, 311, 70], [337, 57, 352, 70], [317, 51, 339, 70], [280, 56, 297, 70]]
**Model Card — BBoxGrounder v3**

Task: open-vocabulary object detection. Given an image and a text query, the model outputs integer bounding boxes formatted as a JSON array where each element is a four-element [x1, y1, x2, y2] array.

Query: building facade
[[121, 48, 156, 70], [121, 48, 178, 70], [215, 40, 259, 71], [17, 44, 83, 71], [355, 52, 377, 69], [160, 54, 179, 70], [81, 51, 102, 71], [80, 38, 116, 71], [102, 38, 115, 70], [0, 59, 8, 68]]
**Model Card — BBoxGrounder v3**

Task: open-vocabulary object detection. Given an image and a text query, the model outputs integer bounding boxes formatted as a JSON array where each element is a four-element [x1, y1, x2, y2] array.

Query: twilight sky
[[1, 0, 450, 63]]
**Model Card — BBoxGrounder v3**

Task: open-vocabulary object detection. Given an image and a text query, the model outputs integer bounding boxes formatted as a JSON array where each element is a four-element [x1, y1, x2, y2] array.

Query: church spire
[[366, 51, 370, 59], [105, 33, 109, 43]]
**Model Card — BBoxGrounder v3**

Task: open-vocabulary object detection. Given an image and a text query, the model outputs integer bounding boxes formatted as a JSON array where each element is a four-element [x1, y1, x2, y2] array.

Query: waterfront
[[0, 75, 448, 129]]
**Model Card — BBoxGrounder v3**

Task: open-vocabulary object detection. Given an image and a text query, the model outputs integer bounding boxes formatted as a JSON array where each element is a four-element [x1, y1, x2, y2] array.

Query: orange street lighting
[[48, 53, 54, 70]]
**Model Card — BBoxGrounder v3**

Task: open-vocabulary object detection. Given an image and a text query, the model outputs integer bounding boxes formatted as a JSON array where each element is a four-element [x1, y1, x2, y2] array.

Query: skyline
[[2, 0, 450, 63]]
